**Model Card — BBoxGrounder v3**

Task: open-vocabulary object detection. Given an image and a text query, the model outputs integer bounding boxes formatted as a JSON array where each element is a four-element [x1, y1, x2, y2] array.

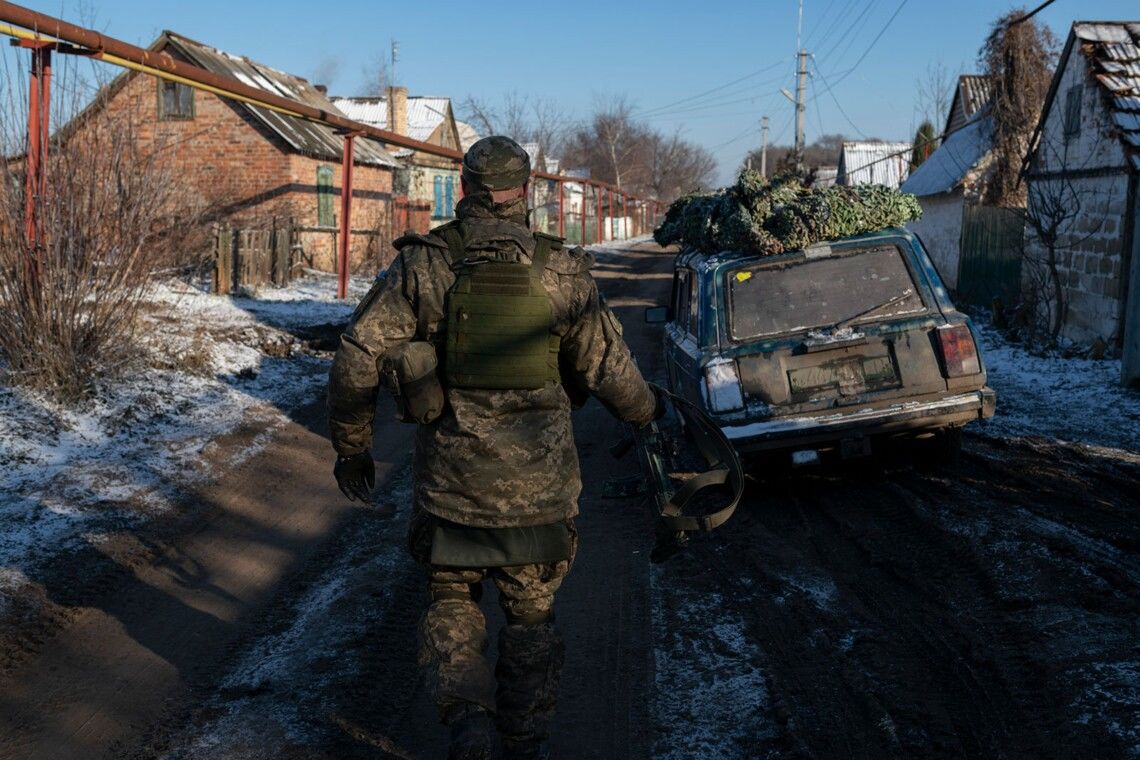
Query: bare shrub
[[0, 68, 205, 400]]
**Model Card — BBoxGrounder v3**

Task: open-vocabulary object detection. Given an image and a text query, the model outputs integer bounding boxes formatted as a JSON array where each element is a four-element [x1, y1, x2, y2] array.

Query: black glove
[[334, 451, 375, 502]]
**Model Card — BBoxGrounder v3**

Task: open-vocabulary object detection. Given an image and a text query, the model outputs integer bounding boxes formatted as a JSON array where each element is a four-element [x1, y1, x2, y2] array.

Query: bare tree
[[0, 64, 210, 399], [914, 62, 956, 132], [980, 9, 1057, 207], [458, 95, 498, 138], [647, 130, 717, 200]]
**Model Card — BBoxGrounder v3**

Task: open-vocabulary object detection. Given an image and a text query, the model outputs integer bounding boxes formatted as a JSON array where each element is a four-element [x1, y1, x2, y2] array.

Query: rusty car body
[[650, 227, 995, 461]]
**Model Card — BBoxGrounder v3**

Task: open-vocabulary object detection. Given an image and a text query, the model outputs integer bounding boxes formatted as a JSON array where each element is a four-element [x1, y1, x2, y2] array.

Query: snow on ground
[[974, 320, 1140, 452], [587, 233, 657, 251], [650, 570, 776, 759], [0, 271, 370, 609]]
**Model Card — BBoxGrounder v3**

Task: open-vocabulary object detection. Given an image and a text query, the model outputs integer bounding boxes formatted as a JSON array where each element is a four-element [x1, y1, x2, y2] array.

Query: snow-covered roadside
[[0, 272, 371, 614], [974, 320, 1140, 453]]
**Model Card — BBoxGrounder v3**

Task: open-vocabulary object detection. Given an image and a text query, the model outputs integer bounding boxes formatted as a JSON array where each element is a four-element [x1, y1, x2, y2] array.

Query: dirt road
[[1, 240, 1138, 759]]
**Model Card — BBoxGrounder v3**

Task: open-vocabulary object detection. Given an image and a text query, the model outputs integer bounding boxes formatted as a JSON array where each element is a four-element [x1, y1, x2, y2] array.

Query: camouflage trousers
[[408, 510, 578, 750]]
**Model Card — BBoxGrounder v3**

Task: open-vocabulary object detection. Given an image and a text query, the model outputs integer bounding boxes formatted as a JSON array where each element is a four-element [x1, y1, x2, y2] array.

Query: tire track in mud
[[677, 435, 1140, 759]]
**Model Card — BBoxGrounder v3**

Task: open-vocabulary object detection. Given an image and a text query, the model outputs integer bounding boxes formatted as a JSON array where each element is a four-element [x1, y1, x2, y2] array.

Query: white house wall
[[1025, 37, 1134, 348], [907, 192, 964, 290]]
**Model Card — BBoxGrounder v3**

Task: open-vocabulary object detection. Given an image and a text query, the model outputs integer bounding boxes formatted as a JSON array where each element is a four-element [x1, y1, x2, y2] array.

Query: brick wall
[[73, 55, 398, 275], [1024, 173, 1130, 344]]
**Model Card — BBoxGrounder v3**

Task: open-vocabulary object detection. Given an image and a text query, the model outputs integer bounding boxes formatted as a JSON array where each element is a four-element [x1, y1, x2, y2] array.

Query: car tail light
[[703, 359, 744, 412], [937, 323, 981, 377]]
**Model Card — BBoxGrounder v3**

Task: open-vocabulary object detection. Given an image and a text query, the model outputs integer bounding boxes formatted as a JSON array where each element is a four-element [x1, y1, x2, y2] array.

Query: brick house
[[332, 89, 468, 227], [1023, 21, 1140, 383], [60, 31, 405, 272]]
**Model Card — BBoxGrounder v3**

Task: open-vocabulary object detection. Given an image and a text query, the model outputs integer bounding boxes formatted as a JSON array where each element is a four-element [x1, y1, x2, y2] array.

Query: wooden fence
[[956, 205, 1025, 308], [212, 220, 295, 293]]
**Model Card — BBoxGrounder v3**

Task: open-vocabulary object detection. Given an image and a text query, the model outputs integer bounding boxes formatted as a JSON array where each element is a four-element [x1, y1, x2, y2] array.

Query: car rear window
[[727, 245, 927, 340]]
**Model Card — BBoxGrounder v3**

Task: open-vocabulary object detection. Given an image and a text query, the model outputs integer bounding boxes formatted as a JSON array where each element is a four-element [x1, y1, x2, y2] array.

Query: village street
[[0, 240, 1136, 759]]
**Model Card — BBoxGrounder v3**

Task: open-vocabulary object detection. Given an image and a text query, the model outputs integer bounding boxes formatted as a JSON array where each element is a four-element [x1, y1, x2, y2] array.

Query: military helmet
[[461, 136, 532, 191]]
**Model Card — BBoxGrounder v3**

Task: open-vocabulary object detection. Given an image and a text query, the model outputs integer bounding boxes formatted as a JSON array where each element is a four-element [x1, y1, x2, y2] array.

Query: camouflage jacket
[[327, 196, 656, 528]]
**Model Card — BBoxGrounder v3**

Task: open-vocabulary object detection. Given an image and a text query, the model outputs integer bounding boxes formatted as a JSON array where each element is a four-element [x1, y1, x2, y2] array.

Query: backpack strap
[[434, 221, 466, 265]]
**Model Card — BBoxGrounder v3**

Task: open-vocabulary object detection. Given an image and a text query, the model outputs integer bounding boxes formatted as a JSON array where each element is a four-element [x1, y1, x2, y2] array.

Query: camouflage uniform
[[328, 137, 655, 756]]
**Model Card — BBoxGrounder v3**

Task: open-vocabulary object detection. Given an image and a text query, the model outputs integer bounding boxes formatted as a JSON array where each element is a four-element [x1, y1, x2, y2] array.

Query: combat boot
[[448, 704, 495, 760]]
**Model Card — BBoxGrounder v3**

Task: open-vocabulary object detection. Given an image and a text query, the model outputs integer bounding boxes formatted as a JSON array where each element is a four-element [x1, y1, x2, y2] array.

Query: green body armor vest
[[437, 225, 562, 390]]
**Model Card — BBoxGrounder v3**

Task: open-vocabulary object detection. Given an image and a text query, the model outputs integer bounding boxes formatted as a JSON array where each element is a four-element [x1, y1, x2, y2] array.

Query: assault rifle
[[606, 384, 743, 563]]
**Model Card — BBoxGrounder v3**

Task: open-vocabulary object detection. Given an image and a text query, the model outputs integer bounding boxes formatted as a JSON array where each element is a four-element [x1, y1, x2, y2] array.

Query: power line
[[817, 0, 908, 89], [815, 0, 880, 68], [810, 57, 869, 138], [634, 58, 789, 118], [1010, 0, 1057, 25]]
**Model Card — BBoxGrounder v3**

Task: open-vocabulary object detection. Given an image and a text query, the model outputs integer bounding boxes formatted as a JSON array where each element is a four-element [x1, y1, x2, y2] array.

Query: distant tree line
[[459, 94, 716, 203]]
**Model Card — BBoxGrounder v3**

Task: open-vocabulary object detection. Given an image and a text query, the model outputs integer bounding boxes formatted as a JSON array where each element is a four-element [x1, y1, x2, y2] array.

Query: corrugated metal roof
[[1072, 21, 1140, 169], [162, 33, 399, 168], [330, 95, 452, 143], [900, 113, 992, 196], [946, 75, 992, 135], [837, 141, 913, 188]]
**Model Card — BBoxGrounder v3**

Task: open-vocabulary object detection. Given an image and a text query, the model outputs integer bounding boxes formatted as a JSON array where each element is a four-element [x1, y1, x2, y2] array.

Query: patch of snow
[[586, 234, 656, 251], [975, 321, 1140, 452], [651, 580, 776, 759], [0, 273, 369, 611], [1070, 660, 1140, 756]]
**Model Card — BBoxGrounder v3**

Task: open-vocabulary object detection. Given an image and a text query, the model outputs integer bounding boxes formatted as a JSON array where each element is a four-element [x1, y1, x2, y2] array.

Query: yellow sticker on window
[[735, 271, 753, 283]]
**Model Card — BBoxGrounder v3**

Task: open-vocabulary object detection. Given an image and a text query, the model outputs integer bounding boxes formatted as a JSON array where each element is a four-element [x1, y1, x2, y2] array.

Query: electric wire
[[810, 57, 869, 138], [817, 0, 909, 89], [634, 57, 790, 119], [815, 0, 880, 69]]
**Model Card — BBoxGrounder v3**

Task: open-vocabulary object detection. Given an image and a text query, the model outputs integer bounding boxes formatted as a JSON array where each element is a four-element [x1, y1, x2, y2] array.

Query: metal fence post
[[337, 131, 359, 300], [558, 179, 565, 239]]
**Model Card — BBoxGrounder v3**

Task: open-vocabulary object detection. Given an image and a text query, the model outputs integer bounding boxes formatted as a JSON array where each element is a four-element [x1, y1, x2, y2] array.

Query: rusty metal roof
[[161, 32, 400, 168], [1073, 21, 1140, 170]]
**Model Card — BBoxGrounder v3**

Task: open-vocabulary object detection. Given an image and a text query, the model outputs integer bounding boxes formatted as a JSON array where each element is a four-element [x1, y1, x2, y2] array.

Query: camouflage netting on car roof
[[653, 170, 923, 255]]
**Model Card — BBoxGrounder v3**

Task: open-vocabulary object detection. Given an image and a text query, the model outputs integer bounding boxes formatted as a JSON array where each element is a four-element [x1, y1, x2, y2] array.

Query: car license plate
[[788, 355, 899, 400]]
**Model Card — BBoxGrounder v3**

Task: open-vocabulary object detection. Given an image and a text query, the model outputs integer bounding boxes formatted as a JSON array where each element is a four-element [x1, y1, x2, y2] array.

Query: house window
[[444, 176, 455, 218], [1063, 85, 1083, 139], [317, 165, 334, 227], [433, 175, 444, 218], [157, 80, 194, 120]]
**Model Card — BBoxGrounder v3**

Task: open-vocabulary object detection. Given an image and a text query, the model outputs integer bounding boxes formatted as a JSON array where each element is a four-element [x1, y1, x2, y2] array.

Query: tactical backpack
[[436, 224, 562, 390]]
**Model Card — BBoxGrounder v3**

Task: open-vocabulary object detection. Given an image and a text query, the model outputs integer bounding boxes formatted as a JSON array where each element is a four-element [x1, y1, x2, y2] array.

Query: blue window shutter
[[434, 175, 443, 217], [445, 176, 454, 217]]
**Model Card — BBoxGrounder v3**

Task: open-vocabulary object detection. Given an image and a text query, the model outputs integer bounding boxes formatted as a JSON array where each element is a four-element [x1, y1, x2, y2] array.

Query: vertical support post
[[580, 183, 587, 246], [23, 42, 52, 266], [337, 132, 359, 300], [558, 179, 565, 239], [595, 184, 603, 244]]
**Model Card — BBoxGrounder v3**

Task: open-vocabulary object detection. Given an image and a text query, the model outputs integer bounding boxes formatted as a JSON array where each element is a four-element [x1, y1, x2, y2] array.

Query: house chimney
[[314, 84, 328, 95], [388, 86, 408, 135]]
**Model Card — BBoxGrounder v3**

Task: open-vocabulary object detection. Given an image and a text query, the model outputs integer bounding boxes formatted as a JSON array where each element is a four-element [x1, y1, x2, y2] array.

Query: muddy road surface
[[1, 240, 1138, 759]]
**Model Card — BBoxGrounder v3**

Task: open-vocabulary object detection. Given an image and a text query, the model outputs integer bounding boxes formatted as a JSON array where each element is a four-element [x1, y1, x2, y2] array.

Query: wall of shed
[[907, 192, 964, 290], [1025, 44, 1133, 348], [1024, 173, 1130, 345], [1033, 44, 1126, 175]]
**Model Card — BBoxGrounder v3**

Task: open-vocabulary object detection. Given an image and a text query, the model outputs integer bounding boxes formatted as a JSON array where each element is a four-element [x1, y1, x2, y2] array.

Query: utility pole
[[794, 48, 807, 172], [760, 116, 769, 178], [390, 40, 399, 86]]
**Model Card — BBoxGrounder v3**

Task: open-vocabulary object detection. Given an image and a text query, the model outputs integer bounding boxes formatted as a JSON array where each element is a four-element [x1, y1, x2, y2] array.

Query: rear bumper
[[721, 387, 996, 452]]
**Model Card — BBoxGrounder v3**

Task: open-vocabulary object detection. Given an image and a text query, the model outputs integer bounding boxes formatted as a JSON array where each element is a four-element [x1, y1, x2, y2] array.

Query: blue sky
[[6, 0, 1140, 183]]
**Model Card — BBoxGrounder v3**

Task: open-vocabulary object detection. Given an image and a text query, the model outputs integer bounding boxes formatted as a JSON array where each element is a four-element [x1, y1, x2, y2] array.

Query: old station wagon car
[[651, 227, 995, 462]]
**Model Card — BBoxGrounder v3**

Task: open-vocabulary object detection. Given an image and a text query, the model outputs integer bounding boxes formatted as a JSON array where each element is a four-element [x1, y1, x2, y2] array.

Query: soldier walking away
[[327, 136, 661, 759]]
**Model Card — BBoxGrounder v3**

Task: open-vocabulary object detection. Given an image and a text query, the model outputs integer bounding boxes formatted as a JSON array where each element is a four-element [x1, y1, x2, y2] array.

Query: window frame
[[157, 79, 195, 121], [1063, 84, 1083, 140]]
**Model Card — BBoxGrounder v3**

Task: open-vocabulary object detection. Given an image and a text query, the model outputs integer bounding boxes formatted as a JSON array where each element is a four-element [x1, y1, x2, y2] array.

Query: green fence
[[956, 205, 1024, 308]]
